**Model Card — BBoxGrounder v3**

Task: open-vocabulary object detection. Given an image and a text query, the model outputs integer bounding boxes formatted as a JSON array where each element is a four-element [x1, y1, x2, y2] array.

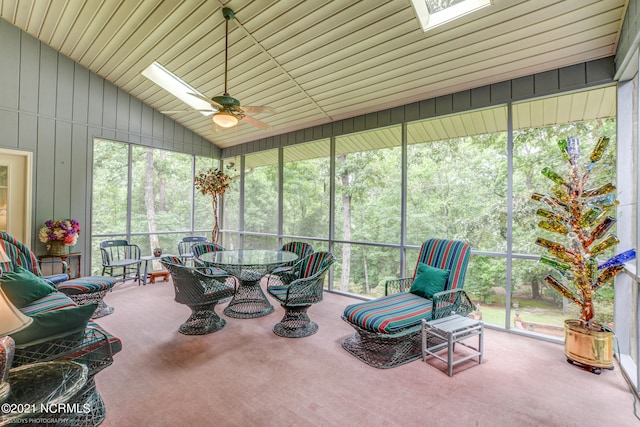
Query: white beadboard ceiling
[[0, 0, 627, 151]]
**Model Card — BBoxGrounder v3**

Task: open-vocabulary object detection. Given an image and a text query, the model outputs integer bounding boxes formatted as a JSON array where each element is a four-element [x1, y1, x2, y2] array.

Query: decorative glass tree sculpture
[[532, 136, 636, 330]]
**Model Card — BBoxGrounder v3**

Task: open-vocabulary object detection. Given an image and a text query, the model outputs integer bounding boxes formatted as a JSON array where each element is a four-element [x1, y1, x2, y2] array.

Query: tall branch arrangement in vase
[[532, 135, 635, 330], [194, 168, 231, 244]]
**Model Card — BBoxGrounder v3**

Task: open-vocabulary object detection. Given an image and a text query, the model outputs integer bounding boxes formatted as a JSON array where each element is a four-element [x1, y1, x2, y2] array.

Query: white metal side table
[[422, 314, 484, 376]]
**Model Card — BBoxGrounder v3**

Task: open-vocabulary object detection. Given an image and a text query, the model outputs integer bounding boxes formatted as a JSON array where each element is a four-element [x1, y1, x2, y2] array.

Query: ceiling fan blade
[[188, 92, 223, 109], [242, 115, 272, 131], [241, 105, 277, 114]]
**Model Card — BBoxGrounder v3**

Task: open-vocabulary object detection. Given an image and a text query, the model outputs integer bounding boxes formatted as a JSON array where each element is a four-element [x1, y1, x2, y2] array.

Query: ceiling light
[[142, 62, 214, 116], [213, 112, 238, 128], [411, 0, 491, 32]]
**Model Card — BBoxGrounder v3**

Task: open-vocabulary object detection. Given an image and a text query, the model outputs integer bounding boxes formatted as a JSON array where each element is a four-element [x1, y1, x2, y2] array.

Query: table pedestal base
[[223, 281, 274, 319]]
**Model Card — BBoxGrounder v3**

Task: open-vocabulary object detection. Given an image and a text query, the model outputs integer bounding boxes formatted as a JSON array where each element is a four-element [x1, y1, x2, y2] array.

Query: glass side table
[[0, 361, 88, 426]]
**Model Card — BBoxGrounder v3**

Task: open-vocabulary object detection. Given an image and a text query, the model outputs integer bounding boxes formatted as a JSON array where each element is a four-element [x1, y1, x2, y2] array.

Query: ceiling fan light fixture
[[213, 111, 238, 128]]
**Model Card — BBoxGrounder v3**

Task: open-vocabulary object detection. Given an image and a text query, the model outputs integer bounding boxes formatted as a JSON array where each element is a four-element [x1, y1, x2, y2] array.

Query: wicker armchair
[[160, 256, 236, 335], [191, 242, 226, 271], [266, 241, 314, 288], [192, 242, 225, 257], [177, 236, 208, 265], [267, 251, 335, 338], [100, 239, 142, 284], [341, 238, 474, 368]]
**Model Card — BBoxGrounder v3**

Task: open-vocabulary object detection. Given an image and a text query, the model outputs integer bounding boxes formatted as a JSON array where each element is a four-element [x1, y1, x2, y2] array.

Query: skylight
[[410, 0, 491, 32], [141, 62, 214, 116]]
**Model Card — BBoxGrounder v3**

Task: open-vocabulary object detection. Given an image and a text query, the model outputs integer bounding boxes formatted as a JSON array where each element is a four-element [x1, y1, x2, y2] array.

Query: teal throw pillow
[[0, 265, 57, 308], [10, 303, 98, 345], [409, 263, 449, 299]]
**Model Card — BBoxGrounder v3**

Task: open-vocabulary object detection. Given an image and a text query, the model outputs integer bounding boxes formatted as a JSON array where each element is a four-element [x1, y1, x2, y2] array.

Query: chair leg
[[179, 302, 226, 335], [273, 305, 318, 338]]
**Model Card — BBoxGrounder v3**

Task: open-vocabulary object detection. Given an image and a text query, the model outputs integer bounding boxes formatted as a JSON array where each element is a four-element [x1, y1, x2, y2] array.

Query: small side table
[[422, 314, 484, 377], [0, 361, 88, 426], [141, 254, 173, 286], [37, 252, 82, 279]]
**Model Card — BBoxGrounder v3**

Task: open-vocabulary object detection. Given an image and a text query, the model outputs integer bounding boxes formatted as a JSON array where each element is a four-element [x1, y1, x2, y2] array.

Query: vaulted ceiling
[[0, 0, 628, 150]]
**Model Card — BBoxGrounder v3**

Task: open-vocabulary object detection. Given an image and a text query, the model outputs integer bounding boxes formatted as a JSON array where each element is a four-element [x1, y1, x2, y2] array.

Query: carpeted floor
[[94, 278, 639, 427]]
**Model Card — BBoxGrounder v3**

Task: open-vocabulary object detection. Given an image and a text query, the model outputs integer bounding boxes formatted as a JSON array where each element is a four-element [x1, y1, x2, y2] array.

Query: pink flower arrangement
[[38, 219, 81, 246]]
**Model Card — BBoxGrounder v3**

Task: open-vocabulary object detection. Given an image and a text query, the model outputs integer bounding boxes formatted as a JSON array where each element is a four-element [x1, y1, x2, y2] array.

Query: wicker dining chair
[[177, 236, 209, 265], [266, 241, 314, 288], [160, 256, 236, 335], [191, 242, 225, 266], [267, 251, 335, 338]]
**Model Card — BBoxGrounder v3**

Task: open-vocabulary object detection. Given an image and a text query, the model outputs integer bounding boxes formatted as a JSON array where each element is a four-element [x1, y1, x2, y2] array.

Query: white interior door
[[0, 149, 32, 243]]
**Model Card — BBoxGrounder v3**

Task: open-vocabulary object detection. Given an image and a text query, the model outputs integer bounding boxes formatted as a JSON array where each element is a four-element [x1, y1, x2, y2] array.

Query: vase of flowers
[[38, 219, 81, 255]]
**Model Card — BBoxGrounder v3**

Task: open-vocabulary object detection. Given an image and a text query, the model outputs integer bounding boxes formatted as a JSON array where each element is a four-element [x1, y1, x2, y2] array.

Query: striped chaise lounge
[[1, 231, 118, 318], [341, 238, 475, 368]]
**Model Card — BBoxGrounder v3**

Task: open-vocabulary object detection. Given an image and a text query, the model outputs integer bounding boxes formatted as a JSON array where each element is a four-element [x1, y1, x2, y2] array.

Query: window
[[406, 107, 508, 251], [91, 138, 217, 274], [507, 86, 617, 333], [243, 149, 279, 240], [411, 0, 491, 32], [283, 139, 330, 239]]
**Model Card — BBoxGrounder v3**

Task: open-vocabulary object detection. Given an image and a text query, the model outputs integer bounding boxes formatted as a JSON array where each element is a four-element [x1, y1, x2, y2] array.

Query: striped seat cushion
[[56, 276, 117, 295], [343, 292, 432, 334], [268, 285, 289, 302], [20, 291, 77, 316]]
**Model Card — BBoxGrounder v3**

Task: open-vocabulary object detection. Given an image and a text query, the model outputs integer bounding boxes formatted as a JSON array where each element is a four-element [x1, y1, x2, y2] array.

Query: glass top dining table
[[198, 250, 299, 319]]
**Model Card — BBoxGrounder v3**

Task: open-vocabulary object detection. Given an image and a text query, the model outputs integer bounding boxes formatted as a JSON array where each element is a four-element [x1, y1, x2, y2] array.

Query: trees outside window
[[283, 140, 330, 239], [91, 139, 213, 274]]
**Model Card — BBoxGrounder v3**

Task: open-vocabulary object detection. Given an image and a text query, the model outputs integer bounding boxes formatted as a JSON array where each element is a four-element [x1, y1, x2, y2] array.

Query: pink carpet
[[94, 278, 639, 426]]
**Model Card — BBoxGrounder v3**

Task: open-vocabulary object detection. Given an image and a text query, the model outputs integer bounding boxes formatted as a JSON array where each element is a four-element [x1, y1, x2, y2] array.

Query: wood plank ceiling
[[0, 0, 627, 151]]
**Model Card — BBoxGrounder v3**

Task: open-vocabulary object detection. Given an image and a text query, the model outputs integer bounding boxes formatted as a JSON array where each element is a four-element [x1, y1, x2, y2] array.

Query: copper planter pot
[[564, 319, 613, 369]]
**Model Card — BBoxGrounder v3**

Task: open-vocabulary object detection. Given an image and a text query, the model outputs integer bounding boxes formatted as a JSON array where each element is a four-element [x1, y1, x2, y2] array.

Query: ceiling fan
[[188, 7, 275, 130]]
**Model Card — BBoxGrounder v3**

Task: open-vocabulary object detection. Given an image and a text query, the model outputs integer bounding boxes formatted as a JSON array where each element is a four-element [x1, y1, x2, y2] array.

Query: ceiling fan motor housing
[[211, 95, 241, 107]]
